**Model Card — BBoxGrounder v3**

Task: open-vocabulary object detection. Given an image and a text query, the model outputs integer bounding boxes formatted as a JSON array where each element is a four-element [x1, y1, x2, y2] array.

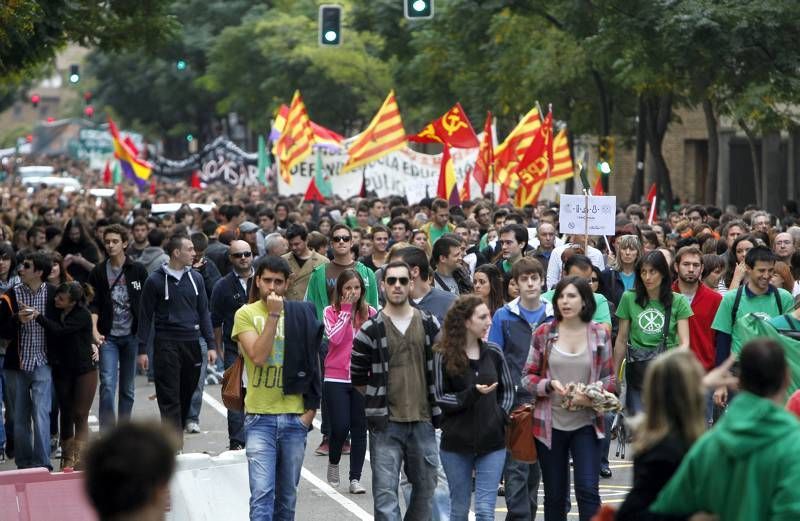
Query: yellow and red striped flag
[[343, 90, 406, 172], [472, 111, 493, 193], [546, 129, 574, 184], [493, 107, 541, 189], [273, 91, 315, 184], [436, 145, 461, 206]]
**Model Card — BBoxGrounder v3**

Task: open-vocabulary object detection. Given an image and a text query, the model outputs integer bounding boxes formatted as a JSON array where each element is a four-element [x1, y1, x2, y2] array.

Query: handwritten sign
[[559, 194, 617, 236]]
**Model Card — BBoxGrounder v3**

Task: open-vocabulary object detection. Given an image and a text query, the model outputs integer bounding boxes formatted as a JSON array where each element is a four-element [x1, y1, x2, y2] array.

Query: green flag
[[315, 148, 332, 198], [112, 161, 122, 184], [257, 135, 270, 186]]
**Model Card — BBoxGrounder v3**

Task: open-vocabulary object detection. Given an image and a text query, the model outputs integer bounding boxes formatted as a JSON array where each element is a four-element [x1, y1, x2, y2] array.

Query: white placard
[[559, 194, 617, 236]]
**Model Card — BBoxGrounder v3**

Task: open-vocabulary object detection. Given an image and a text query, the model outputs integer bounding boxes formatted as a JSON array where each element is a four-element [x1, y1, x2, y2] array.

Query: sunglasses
[[386, 276, 410, 286], [231, 251, 252, 259], [331, 236, 351, 243]]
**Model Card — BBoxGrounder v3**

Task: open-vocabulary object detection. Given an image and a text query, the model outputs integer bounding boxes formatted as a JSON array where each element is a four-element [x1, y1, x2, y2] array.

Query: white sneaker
[[327, 463, 340, 487], [349, 479, 366, 494], [185, 421, 201, 434]]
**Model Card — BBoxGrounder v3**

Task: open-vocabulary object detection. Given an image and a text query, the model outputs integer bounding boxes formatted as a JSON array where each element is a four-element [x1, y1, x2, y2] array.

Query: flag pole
[[647, 196, 657, 225]]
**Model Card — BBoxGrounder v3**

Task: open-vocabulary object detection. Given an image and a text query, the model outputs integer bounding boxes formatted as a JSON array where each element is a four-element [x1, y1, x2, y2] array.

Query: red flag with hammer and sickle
[[408, 102, 479, 149]]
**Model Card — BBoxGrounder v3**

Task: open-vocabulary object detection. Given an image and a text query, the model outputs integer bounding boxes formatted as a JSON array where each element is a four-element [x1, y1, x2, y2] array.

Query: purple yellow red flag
[[344, 90, 406, 172], [472, 112, 493, 193], [273, 91, 315, 184], [436, 145, 461, 206], [409, 102, 479, 149], [108, 117, 152, 190]]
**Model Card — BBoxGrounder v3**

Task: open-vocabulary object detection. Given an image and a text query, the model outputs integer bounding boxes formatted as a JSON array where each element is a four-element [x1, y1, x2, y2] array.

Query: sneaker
[[497, 482, 505, 496], [0, 449, 5, 463], [229, 442, 245, 451], [342, 440, 351, 455], [315, 437, 329, 456], [349, 479, 366, 494], [185, 421, 201, 434], [327, 463, 340, 487]]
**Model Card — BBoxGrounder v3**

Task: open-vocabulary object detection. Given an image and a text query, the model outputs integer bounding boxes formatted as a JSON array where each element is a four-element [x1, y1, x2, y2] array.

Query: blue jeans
[[626, 388, 643, 415], [600, 412, 614, 471], [503, 452, 540, 520], [440, 448, 506, 521], [536, 426, 601, 521], [224, 346, 245, 447], [187, 338, 208, 424], [0, 355, 5, 450], [245, 413, 309, 521], [98, 334, 138, 430], [9, 365, 53, 469], [400, 428, 450, 521], [371, 420, 439, 521]]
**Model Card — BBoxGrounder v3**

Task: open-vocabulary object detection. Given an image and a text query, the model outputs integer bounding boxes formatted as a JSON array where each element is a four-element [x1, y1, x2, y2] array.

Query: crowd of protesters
[[2, 159, 800, 521]]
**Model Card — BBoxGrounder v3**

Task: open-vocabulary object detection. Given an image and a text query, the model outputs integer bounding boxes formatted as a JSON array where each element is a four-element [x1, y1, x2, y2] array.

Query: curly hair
[[436, 294, 485, 376]]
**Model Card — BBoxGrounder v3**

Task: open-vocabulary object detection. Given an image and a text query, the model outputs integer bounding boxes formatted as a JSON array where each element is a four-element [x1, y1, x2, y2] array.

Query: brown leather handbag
[[221, 355, 245, 412], [505, 344, 550, 463]]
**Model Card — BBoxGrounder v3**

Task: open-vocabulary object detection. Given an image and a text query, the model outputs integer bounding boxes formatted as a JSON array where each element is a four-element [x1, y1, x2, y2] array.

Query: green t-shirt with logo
[[232, 301, 304, 415], [616, 291, 693, 350], [712, 286, 795, 354]]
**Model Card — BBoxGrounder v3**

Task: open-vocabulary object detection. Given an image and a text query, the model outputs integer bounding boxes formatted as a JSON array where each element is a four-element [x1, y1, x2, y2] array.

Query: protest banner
[[559, 194, 617, 236]]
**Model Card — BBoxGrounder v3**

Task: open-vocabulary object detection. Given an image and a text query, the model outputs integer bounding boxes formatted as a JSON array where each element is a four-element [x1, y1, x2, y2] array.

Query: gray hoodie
[[135, 247, 169, 274]]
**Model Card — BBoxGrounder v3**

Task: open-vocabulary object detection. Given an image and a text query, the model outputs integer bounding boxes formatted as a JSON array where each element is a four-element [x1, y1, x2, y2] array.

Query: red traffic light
[[84, 105, 95, 118], [46, 117, 55, 123], [30, 94, 41, 107]]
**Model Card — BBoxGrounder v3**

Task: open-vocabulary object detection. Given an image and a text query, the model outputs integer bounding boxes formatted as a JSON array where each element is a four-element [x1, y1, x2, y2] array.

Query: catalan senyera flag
[[273, 91, 315, 184], [108, 118, 152, 190], [512, 110, 553, 207], [343, 90, 405, 172], [493, 107, 541, 196], [436, 145, 461, 206], [472, 111, 493, 193], [409, 102, 479, 149], [459, 167, 471, 202], [546, 128, 574, 184], [272, 103, 344, 150]]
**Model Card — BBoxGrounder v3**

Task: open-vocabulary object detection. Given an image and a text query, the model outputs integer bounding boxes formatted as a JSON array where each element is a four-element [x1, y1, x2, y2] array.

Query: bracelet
[[268, 312, 281, 319]]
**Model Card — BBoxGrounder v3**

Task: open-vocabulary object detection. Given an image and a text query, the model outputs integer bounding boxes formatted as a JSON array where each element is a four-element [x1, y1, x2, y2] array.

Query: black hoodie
[[137, 265, 215, 354]]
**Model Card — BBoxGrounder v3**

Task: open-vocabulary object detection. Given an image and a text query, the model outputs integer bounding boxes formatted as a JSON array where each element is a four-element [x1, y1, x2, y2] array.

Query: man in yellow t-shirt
[[232, 255, 322, 520]]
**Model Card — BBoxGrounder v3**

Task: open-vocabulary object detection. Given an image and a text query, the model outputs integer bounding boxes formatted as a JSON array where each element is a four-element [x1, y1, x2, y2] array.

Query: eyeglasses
[[385, 276, 410, 286], [331, 236, 351, 243], [230, 251, 252, 259]]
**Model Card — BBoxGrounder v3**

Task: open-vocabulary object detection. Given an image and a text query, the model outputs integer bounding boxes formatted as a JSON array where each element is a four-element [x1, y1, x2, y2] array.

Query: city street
[[0, 375, 633, 519]]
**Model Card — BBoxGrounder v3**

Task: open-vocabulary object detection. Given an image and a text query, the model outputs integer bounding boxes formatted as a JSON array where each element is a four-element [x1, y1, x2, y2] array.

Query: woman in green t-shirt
[[613, 250, 692, 414]]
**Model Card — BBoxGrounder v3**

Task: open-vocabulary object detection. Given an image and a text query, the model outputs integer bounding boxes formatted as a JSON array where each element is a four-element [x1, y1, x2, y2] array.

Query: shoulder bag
[[626, 299, 671, 391], [221, 354, 246, 412]]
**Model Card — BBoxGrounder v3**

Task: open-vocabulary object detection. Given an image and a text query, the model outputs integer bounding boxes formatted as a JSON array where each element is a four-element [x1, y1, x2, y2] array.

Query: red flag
[[303, 177, 326, 203], [116, 185, 126, 207], [102, 160, 111, 186], [459, 168, 471, 202], [472, 112, 493, 192], [497, 183, 510, 205], [647, 183, 657, 224], [593, 175, 605, 196], [436, 145, 461, 206], [190, 170, 201, 189], [409, 102, 479, 149], [358, 171, 367, 198], [149, 180, 156, 195]]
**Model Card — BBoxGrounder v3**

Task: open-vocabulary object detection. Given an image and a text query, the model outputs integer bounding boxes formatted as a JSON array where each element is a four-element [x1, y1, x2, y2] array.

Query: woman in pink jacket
[[323, 269, 376, 494]]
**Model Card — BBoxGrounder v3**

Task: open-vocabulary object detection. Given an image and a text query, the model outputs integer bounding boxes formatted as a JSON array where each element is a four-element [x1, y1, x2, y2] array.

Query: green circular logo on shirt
[[638, 309, 665, 333]]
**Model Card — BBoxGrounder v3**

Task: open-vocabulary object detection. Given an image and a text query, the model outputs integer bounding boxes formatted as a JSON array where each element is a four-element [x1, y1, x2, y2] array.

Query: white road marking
[[203, 392, 374, 521]]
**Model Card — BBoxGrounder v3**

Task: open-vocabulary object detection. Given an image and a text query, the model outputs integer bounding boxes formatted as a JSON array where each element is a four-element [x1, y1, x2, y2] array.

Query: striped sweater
[[351, 309, 442, 431]]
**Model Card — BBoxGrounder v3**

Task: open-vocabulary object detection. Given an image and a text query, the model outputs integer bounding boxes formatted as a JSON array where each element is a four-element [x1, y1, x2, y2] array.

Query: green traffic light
[[176, 59, 187, 71], [405, 0, 433, 19], [186, 134, 194, 142]]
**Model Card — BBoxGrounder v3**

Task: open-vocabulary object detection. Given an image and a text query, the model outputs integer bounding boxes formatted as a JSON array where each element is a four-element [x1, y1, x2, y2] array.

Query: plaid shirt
[[521, 321, 615, 449], [15, 282, 49, 371]]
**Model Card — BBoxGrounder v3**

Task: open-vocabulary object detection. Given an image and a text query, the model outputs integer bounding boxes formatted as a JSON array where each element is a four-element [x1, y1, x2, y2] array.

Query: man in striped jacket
[[351, 260, 442, 521]]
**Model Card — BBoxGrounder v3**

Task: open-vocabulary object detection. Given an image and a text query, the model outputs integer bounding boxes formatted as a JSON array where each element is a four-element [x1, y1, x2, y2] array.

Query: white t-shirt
[[546, 243, 606, 290]]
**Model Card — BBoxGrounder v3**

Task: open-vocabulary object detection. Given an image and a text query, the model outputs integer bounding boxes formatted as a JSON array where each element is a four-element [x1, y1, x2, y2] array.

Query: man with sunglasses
[[282, 224, 328, 302], [351, 261, 442, 520], [0, 251, 57, 469], [305, 223, 378, 455], [87, 224, 148, 431], [211, 239, 255, 450]]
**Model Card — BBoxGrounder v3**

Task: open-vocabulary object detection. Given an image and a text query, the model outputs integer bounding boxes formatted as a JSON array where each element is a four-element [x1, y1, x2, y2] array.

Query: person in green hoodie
[[651, 338, 800, 521]]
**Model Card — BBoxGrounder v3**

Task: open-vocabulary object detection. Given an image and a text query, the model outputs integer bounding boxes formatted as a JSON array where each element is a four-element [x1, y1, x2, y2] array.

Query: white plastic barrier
[[167, 449, 250, 520]]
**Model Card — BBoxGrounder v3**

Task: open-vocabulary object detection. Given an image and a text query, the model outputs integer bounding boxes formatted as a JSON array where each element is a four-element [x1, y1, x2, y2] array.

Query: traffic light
[[69, 64, 80, 84], [30, 94, 41, 108], [186, 134, 194, 142], [404, 0, 434, 19], [318, 5, 342, 46], [597, 136, 614, 175], [176, 59, 187, 71]]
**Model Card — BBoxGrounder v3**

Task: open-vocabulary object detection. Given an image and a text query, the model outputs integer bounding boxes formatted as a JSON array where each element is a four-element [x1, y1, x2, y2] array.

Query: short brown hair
[[674, 245, 703, 265], [511, 257, 544, 281], [103, 224, 129, 244], [431, 198, 449, 212]]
